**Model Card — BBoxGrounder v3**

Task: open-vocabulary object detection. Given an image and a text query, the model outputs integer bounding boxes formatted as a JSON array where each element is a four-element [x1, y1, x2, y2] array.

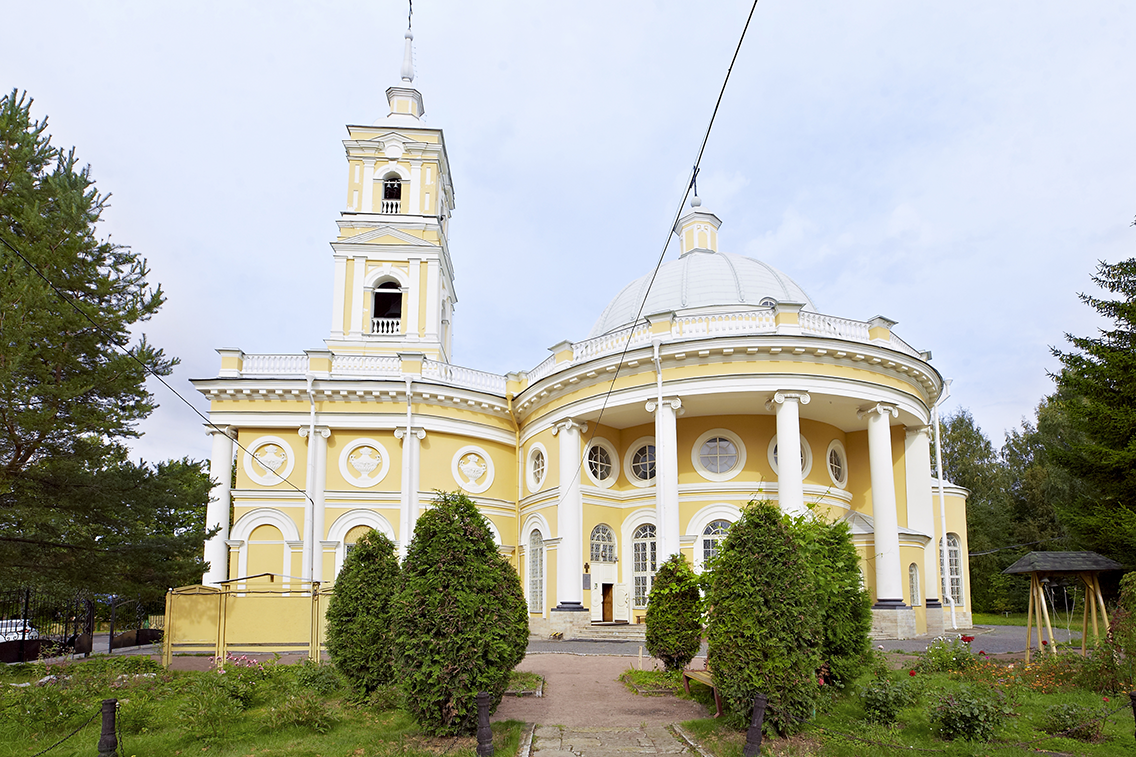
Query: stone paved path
[[532, 724, 689, 757]]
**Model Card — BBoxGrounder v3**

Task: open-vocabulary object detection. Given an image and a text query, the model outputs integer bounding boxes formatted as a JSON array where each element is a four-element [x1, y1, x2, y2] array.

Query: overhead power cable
[[559, 0, 762, 510], [0, 233, 314, 506]]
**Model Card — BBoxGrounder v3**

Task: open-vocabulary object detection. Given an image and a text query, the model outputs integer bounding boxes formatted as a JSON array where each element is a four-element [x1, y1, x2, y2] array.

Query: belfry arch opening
[[372, 280, 402, 335], [381, 174, 402, 213]]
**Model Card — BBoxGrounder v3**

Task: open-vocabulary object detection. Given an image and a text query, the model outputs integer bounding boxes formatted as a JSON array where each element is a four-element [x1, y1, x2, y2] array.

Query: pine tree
[[0, 90, 202, 595], [1050, 257, 1136, 564]]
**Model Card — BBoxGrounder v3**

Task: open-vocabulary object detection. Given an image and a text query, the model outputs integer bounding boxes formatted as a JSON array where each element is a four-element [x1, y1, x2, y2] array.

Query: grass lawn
[[972, 611, 1031, 626], [0, 655, 525, 757], [674, 652, 1136, 757]]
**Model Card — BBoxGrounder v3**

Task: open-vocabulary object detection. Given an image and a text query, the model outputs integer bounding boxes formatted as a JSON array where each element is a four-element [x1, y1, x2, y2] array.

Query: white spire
[[401, 29, 414, 83]]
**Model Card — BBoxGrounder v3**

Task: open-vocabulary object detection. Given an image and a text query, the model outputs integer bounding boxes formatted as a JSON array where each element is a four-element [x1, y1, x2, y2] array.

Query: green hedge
[[645, 554, 703, 672], [324, 529, 400, 693], [392, 492, 529, 735]]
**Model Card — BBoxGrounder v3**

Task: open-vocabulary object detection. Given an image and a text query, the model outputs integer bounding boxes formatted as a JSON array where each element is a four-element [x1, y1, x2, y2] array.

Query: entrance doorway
[[602, 584, 613, 622]]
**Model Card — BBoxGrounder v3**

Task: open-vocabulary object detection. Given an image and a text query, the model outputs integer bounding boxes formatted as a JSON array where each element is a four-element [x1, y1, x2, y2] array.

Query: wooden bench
[[681, 669, 723, 718]]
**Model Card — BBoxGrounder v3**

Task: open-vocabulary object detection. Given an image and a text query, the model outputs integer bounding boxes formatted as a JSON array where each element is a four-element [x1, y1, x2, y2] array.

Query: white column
[[331, 257, 347, 337], [362, 160, 375, 212], [350, 256, 367, 335], [406, 257, 421, 339], [766, 391, 810, 516], [860, 402, 904, 607], [646, 397, 683, 559], [424, 260, 440, 342], [203, 426, 236, 585], [409, 161, 422, 215], [904, 425, 940, 606], [299, 426, 330, 582], [552, 419, 587, 612], [394, 426, 426, 559]]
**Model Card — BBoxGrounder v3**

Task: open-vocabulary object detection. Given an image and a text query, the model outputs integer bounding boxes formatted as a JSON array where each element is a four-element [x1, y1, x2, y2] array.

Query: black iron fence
[[0, 587, 94, 663]]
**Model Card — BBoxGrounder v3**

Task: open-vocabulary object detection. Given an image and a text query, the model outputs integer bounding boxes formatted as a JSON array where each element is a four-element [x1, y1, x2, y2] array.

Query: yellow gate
[[161, 574, 333, 667]]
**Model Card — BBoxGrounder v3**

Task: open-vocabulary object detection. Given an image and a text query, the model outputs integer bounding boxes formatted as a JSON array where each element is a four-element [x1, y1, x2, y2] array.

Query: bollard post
[[97, 699, 118, 757], [1129, 691, 1136, 741], [742, 693, 768, 757], [476, 691, 494, 757]]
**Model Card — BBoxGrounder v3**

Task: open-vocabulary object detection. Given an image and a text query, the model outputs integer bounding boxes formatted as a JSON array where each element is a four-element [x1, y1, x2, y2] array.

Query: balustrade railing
[[241, 354, 307, 376], [676, 310, 776, 337], [380, 199, 401, 214], [371, 317, 400, 335], [422, 360, 507, 394], [332, 355, 401, 376], [799, 311, 870, 341], [526, 354, 557, 384], [572, 322, 651, 362]]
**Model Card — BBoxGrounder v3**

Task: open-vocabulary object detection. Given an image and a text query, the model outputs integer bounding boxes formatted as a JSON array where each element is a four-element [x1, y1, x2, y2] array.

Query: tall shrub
[[324, 529, 400, 694], [800, 515, 872, 685], [393, 492, 528, 735], [645, 554, 703, 672], [705, 501, 823, 735]]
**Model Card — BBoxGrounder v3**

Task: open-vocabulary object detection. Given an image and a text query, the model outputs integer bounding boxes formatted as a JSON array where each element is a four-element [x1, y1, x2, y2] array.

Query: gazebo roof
[[1002, 551, 1124, 575]]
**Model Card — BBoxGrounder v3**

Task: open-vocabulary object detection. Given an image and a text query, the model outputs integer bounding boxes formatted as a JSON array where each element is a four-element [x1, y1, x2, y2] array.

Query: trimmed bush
[[705, 501, 823, 736], [806, 517, 872, 685], [392, 491, 529, 735], [324, 529, 400, 694], [645, 554, 703, 672]]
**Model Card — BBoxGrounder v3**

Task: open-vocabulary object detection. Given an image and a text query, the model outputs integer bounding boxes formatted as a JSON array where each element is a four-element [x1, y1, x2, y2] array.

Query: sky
[[3, 1, 1134, 465]]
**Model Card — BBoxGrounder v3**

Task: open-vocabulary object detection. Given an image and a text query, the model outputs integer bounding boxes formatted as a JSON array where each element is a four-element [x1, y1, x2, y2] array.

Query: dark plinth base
[[925, 599, 943, 609], [872, 598, 908, 610], [551, 602, 588, 612]]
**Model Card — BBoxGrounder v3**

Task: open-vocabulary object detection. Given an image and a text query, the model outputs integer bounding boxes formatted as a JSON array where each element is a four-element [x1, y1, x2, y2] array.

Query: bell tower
[[326, 28, 457, 361]]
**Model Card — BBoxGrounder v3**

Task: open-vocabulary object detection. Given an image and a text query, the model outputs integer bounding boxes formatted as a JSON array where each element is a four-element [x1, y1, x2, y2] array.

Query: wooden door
[[602, 584, 613, 622]]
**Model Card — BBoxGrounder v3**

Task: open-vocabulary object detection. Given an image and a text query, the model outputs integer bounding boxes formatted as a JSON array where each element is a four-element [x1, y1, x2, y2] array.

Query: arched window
[[701, 520, 730, 566], [528, 531, 544, 613], [381, 175, 402, 213], [632, 524, 657, 608], [939, 534, 963, 606], [372, 280, 402, 334], [590, 524, 616, 563], [909, 563, 921, 606]]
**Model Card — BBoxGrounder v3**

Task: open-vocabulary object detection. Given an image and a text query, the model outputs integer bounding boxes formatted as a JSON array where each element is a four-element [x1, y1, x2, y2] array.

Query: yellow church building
[[193, 30, 972, 640]]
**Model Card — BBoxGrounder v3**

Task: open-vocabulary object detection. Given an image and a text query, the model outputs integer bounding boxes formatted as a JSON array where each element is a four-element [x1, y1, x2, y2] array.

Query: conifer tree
[[644, 553, 702, 672], [1050, 256, 1136, 564], [325, 529, 400, 693], [392, 492, 528, 736], [0, 90, 204, 595]]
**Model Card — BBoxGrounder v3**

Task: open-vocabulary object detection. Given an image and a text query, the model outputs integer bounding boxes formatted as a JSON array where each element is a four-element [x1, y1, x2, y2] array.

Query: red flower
[[979, 650, 987, 655], [909, 670, 917, 676], [1103, 697, 1109, 702], [1041, 640, 1048, 646], [960, 635, 975, 643]]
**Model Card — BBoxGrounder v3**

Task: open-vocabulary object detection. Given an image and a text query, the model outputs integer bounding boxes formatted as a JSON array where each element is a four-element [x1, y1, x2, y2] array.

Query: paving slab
[[493, 654, 706, 727]]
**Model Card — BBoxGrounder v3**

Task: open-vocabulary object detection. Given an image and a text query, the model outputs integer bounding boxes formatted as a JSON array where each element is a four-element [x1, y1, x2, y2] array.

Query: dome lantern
[[673, 196, 722, 256]]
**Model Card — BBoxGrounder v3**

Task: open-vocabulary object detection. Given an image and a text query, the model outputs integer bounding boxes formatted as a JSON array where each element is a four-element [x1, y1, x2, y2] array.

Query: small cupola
[[385, 29, 425, 120], [673, 196, 722, 256]]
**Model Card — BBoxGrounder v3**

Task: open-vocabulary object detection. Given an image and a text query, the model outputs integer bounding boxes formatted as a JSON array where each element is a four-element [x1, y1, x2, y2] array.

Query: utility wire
[[559, 0, 762, 511], [0, 233, 314, 506]]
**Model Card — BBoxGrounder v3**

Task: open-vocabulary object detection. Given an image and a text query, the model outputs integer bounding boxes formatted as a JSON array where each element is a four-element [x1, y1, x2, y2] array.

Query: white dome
[[589, 250, 817, 337]]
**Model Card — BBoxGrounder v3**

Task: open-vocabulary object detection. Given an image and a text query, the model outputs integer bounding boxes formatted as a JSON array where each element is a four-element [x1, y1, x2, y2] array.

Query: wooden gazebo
[[1003, 551, 1123, 660]]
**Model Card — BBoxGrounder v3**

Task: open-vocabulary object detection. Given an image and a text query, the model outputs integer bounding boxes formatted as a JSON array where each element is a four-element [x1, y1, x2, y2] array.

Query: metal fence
[[0, 587, 94, 663]]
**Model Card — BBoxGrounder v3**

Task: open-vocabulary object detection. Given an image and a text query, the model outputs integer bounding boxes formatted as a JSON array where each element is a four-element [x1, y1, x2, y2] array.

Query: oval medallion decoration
[[451, 445, 494, 494], [243, 436, 296, 486], [338, 438, 391, 488]]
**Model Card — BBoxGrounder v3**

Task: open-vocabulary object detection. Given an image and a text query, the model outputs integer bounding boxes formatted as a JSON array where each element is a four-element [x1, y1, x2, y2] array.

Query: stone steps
[[574, 623, 647, 642]]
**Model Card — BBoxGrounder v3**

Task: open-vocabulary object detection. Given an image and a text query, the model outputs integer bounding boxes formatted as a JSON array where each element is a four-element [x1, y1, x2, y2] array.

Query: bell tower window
[[372, 281, 402, 335], [381, 175, 402, 214]]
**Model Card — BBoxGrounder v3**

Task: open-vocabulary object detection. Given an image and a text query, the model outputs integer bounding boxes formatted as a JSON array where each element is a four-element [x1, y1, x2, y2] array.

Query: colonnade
[[547, 389, 940, 620]]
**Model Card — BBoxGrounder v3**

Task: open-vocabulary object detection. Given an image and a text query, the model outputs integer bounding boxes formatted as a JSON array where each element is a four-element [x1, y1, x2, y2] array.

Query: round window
[[631, 444, 656, 481], [587, 445, 612, 481], [700, 437, 738, 474], [826, 440, 848, 488]]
